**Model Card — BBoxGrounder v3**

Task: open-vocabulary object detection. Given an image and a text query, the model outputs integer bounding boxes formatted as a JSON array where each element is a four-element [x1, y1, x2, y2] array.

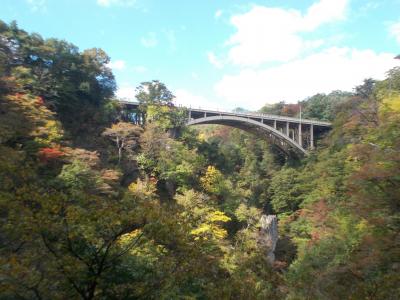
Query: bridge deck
[[118, 100, 332, 127], [118, 100, 332, 156], [189, 108, 331, 127]]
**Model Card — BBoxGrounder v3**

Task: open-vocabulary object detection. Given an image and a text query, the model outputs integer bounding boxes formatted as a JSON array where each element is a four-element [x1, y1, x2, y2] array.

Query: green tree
[[102, 122, 142, 164]]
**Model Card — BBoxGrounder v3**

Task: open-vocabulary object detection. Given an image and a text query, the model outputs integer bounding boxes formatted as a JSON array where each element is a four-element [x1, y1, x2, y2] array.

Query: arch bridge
[[119, 101, 332, 157]]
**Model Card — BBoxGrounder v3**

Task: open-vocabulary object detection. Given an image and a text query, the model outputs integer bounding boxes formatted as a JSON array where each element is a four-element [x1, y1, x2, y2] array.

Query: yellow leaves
[[1, 90, 56, 143], [198, 132, 206, 142], [332, 214, 370, 245], [379, 95, 400, 128], [200, 165, 224, 194], [191, 224, 211, 237], [355, 219, 369, 232], [175, 189, 201, 208], [34, 120, 64, 145], [381, 95, 400, 113], [202, 165, 221, 180], [208, 210, 231, 223], [212, 227, 229, 240], [190, 210, 231, 241], [175, 190, 231, 241], [118, 229, 142, 245], [147, 104, 175, 130], [46, 120, 63, 140], [128, 178, 157, 198], [147, 104, 170, 117], [103, 122, 143, 140], [191, 224, 227, 240], [11, 66, 36, 87]]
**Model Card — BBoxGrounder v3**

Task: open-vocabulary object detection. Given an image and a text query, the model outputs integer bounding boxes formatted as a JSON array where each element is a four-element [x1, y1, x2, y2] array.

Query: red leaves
[[310, 200, 330, 225], [38, 147, 64, 163], [300, 199, 332, 246], [212, 126, 232, 141], [281, 104, 300, 117], [11, 93, 45, 107], [273, 260, 288, 270], [149, 176, 158, 184], [35, 96, 45, 106]]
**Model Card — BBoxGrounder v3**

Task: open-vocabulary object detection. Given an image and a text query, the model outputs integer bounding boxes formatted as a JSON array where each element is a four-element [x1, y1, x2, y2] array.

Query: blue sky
[[1, 0, 400, 110]]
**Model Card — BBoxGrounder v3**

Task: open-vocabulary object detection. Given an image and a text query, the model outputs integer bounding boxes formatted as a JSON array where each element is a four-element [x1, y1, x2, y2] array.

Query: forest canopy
[[1, 20, 399, 299]]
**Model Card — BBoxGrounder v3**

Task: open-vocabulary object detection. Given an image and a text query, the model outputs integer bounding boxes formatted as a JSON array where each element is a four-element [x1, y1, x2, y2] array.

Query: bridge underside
[[116, 101, 331, 158], [187, 116, 313, 158], [195, 120, 303, 157]]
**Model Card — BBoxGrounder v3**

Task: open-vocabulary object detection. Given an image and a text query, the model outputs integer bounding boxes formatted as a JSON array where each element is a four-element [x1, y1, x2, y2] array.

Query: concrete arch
[[187, 115, 307, 157]]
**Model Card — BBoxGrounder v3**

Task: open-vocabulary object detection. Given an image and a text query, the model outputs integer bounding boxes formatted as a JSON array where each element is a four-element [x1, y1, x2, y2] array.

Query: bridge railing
[[188, 107, 332, 126], [116, 100, 331, 127]]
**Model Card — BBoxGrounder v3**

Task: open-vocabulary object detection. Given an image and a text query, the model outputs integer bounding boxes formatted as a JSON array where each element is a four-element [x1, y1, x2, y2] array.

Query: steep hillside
[[1, 21, 399, 299]]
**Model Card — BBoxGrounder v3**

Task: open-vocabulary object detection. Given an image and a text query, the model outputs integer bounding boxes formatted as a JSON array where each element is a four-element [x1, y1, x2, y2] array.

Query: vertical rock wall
[[258, 215, 278, 263]]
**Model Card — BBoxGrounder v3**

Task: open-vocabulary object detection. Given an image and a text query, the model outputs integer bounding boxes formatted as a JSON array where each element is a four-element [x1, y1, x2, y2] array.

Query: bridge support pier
[[298, 123, 302, 147], [310, 124, 314, 150], [119, 100, 331, 156]]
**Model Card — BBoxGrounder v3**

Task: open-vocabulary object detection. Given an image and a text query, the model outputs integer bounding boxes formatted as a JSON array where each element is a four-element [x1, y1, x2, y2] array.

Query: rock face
[[258, 215, 278, 264]]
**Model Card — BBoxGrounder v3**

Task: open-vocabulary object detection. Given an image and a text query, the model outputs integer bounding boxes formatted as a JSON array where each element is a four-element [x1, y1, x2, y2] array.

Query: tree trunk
[[118, 147, 122, 164]]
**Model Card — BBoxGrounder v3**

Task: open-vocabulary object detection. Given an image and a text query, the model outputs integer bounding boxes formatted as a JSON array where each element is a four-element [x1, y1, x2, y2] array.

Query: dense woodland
[[1, 20, 399, 299]]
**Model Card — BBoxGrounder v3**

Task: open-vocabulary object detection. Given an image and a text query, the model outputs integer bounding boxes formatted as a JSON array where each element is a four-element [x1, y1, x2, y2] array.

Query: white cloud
[[141, 32, 158, 48], [215, 9, 223, 19], [303, 0, 348, 30], [116, 86, 136, 100], [226, 0, 349, 66], [215, 48, 399, 110], [175, 89, 222, 111], [97, 0, 136, 7], [389, 21, 400, 44], [207, 51, 224, 69], [26, 0, 47, 12], [106, 60, 126, 70]]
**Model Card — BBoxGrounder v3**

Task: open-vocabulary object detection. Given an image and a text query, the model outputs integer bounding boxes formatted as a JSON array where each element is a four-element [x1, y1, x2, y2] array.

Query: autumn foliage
[[1, 19, 399, 300], [38, 147, 65, 163]]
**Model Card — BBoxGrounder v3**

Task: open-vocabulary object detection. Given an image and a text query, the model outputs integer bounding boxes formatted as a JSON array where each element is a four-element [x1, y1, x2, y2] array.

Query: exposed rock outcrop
[[258, 215, 278, 263]]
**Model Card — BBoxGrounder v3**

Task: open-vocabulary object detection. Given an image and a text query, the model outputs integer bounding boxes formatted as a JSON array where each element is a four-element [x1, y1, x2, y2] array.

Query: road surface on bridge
[[118, 100, 332, 157]]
